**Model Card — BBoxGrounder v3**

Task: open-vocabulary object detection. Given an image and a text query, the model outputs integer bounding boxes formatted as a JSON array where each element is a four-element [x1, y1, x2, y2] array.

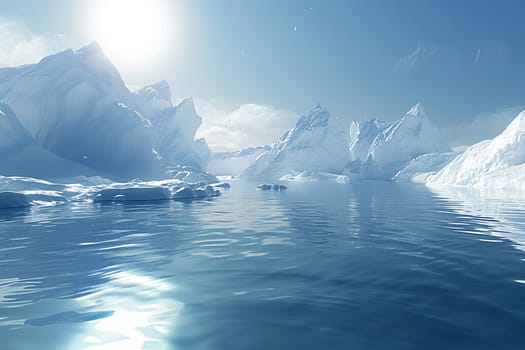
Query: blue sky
[[1, 0, 525, 149]]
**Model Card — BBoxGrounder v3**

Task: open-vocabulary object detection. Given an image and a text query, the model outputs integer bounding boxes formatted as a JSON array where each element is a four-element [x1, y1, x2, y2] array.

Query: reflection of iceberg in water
[[428, 187, 525, 252], [75, 270, 183, 350]]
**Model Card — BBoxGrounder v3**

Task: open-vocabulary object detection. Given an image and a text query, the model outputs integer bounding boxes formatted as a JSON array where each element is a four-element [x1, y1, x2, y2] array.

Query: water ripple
[[1, 181, 525, 349]]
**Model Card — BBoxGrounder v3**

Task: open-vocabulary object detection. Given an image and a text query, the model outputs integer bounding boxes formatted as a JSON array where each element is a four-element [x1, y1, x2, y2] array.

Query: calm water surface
[[1, 181, 525, 350]]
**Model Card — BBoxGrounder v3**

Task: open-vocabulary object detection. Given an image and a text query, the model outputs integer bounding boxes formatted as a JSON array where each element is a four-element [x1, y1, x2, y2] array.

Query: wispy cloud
[[195, 98, 298, 152], [396, 42, 438, 71], [474, 48, 481, 64], [447, 106, 524, 147], [0, 18, 66, 67]]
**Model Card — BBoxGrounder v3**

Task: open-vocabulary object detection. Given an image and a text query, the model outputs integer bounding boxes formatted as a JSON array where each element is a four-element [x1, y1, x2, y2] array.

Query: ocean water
[[1, 181, 525, 350]]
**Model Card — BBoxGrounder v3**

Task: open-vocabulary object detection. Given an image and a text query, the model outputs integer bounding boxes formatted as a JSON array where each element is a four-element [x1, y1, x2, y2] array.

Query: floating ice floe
[[279, 170, 350, 182], [0, 175, 226, 209], [92, 181, 222, 203], [257, 184, 287, 191]]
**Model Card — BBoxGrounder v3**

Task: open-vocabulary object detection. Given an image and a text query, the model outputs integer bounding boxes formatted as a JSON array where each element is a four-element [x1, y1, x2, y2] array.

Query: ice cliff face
[[242, 105, 350, 179], [427, 110, 525, 189], [350, 103, 451, 178], [349, 118, 390, 163], [393, 152, 457, 182], [0, 102, 95, 178], [0, 102, 32, 149], [0, 42, 207, 180], [133, 80, 173, 113], [133, 81, 210, 168]]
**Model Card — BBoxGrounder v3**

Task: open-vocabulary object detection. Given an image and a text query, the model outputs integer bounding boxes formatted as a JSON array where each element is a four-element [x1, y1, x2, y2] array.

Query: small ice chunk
[[212, 182, 231, 188], [94, 187, 171, 202], [113, 194, 126, 202], [257, 184, 286, 191], [336, 175, 350, 184], [197, 185, 221, 197], [193, 189, 207, 199], [172, 187, 194, 200], [0, 192, 31, 209]]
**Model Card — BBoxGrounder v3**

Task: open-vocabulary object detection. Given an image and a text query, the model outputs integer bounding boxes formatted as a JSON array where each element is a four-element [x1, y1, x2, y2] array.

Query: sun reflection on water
[[74, 270, 182, 350]]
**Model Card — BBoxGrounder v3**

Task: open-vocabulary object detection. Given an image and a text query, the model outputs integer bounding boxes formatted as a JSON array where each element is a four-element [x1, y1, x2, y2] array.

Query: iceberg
[[393, 152, 457, 182], [349, 118, 391, 163], [134, 80, 209, 168], [363, 103, 451, 178], [94, 186, 172, 202], [242, 104, 350, 180], [347, 103, 451, 179], [93, 181, 221, 202], [0, 192, 32, 209], [426, 110, 525, 190], [0, 43, 209, 181], [0, 102, 96, 179], [0, 174, 224, 209], [256, 184, 287, 191], [279, 170, 348, 182]]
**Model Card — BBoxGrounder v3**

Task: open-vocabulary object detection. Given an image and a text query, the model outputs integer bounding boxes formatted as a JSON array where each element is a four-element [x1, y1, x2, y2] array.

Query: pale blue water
[[1, 181, 525, 350]]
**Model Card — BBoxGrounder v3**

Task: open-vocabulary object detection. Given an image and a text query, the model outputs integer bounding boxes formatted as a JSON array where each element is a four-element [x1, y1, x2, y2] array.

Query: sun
[[88, 0, 172, 68]]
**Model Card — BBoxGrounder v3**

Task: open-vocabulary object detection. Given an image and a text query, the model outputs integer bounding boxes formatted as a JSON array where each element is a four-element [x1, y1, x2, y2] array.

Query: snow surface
[[237, 103, 450, 181], [393, 152, 456, 182], [242, 104, 350, 180], [427, 110, 525, 189], [0, 175, 224, 209], [0, 42, 209, 181], [279, 170, 350, 183], [363, 103, 451, 178]]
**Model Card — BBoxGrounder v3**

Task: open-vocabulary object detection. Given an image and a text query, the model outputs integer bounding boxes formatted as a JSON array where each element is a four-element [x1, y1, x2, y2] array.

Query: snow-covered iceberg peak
[[279, 104, 337, 147], [493, 110, 525, 164], [0, 43, 215, 180], [174, 98, 202, 144], [427, 110, 525, 189], [241, 104, 350, 180], [0, 42, 163, 180], [74, 41, 129, 95], [133, 80, 173, 112], [74, 40, 105, 59], [405, 102, 426, 118], [365, 103, 451, 178], [143, 94, 208, 168], [299, 103, 329, 127]]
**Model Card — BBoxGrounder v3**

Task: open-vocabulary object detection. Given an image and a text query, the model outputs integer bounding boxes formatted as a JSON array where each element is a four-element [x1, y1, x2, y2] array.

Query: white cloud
[[0, 18, 67, 67], [195, 98, 298, 152]]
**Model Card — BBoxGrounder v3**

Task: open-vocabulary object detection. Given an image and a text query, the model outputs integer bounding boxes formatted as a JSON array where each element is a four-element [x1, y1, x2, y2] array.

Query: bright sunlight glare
[[88, 0, 173, 69]]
